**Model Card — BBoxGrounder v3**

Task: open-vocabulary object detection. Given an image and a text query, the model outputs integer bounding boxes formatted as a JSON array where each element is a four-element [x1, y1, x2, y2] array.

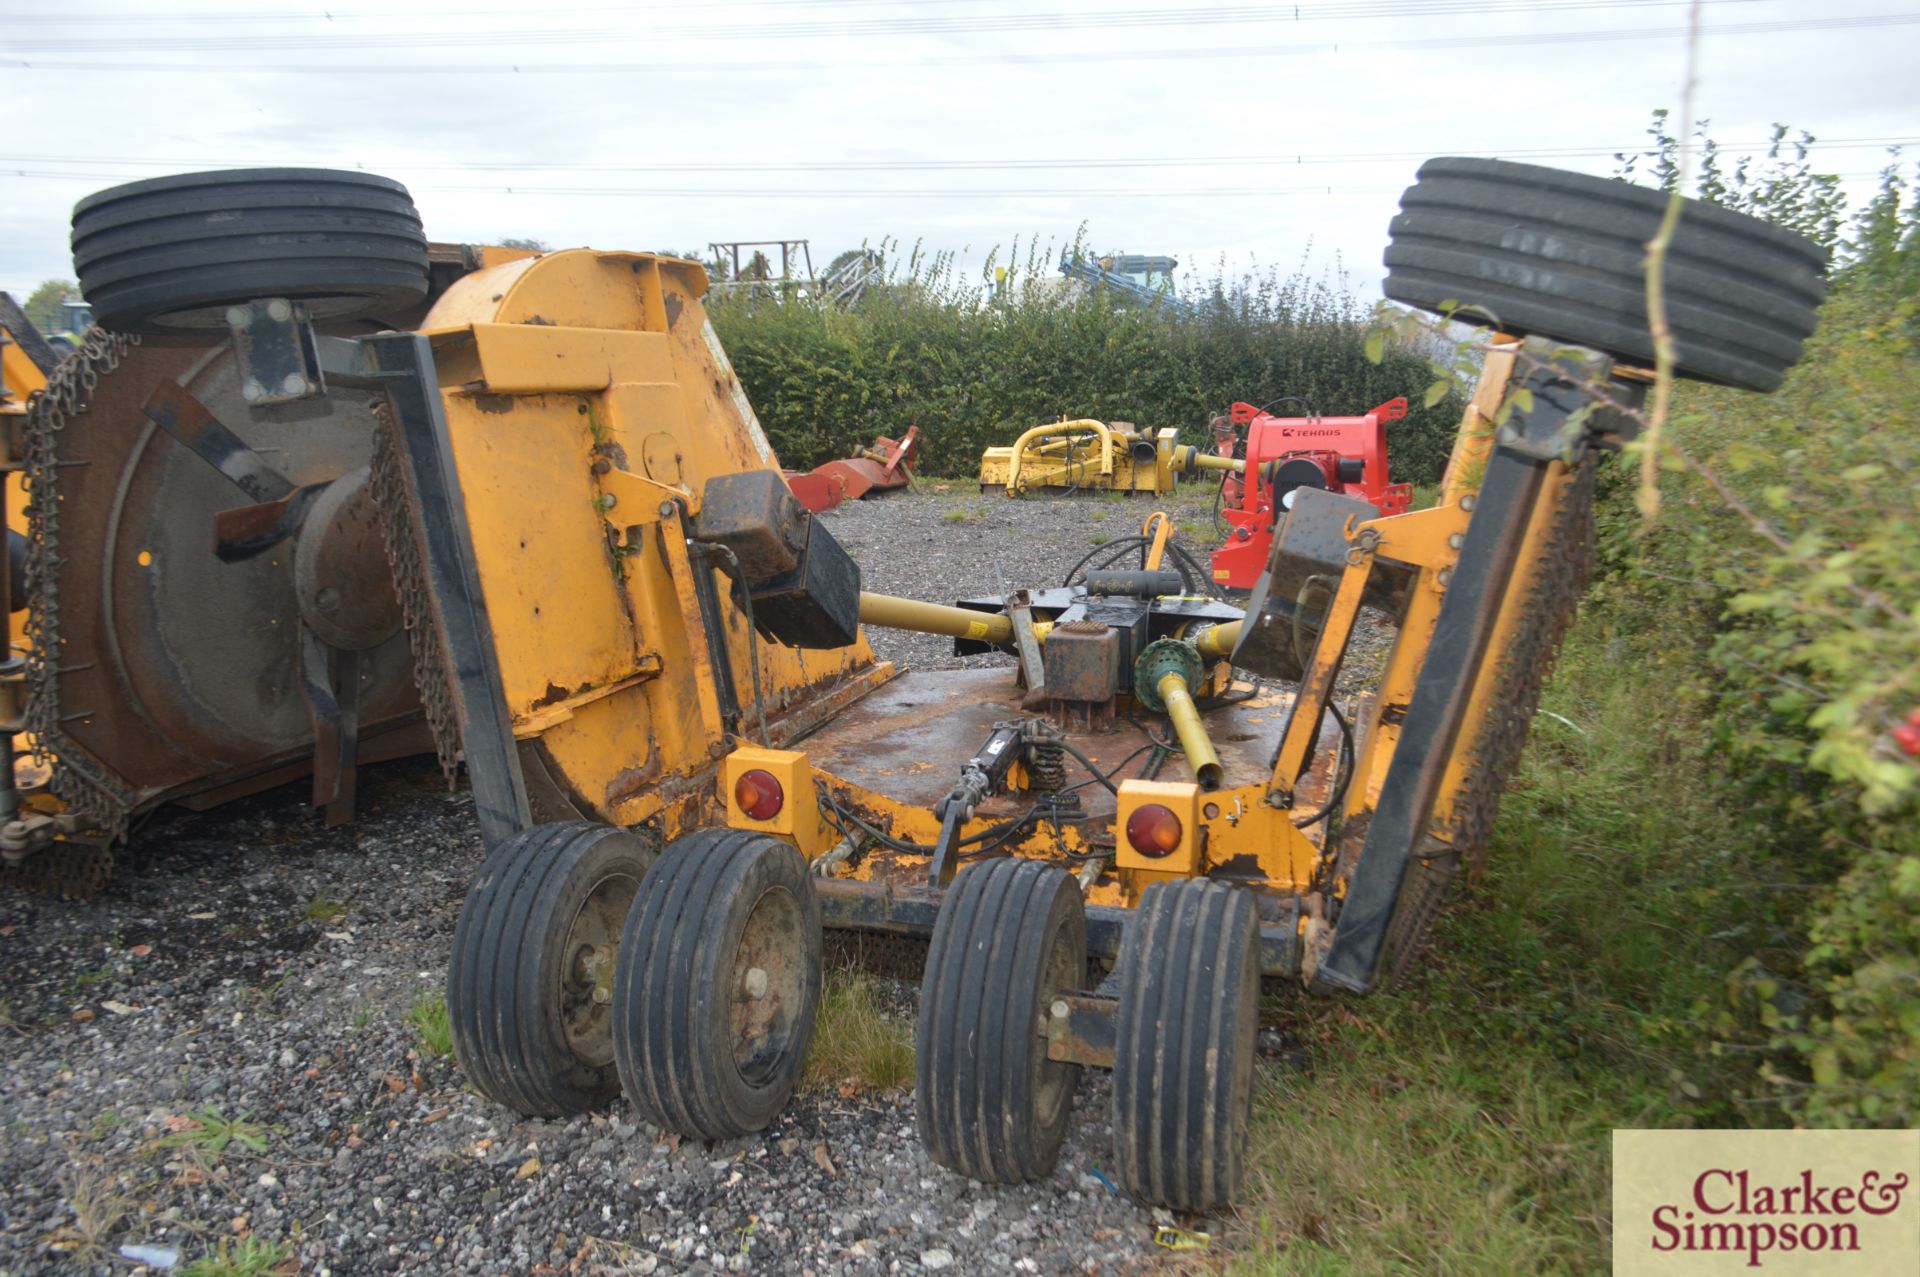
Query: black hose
[[1061, 534, 1223, 599], [706, 543, 769, 746], [1290, 699, 1354, 830], [815, 782, 1038, 857], [1254, 395, 1319, 420], [1054, 734, 1121, 795]]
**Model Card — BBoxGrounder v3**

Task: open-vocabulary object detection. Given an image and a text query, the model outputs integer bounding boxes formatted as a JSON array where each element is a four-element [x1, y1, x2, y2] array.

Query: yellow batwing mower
[[56, 159, 1821, 1213]]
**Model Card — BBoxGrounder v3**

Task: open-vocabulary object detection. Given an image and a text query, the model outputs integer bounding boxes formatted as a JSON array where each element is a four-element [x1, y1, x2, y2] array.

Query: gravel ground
[[0, 488, 1391, 1277]]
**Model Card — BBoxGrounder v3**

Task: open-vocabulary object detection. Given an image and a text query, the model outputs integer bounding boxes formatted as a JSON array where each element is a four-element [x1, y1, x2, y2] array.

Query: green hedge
[[1585, 135, 1920, 1127], [707, 251, 1458, 485]]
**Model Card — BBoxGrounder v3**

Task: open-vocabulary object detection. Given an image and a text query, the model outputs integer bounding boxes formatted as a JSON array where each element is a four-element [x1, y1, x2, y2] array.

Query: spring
[[1028, 734, 1067, 793]]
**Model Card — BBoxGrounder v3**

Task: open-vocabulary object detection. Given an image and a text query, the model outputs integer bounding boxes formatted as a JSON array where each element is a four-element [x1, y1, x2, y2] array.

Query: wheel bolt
[[744, 967, 769, 1000], [1050, 999, 1070, 1020], [592, 987, 611, 1005]]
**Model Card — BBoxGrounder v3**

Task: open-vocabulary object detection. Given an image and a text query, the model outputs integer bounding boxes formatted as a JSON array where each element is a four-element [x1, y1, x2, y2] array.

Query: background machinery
[[784, 425, 919, 513], [978, 417, 1186, 496], [42, 158, 1824, 1215], [1058, 250, 1195, 317], [1208, 396, 1414, 590]]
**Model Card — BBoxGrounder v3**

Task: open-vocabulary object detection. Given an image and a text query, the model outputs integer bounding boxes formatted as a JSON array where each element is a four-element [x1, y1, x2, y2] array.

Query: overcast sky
[[2, 0, 1914, 306]]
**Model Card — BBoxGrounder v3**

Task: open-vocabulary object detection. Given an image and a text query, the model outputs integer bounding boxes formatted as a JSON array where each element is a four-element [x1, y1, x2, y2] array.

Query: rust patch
[[472, 394, 515, 415], [534, 681, 573, 710], [663, 292, 684, 327], [1211, 853, 1266, 883], [592, 440, 632, 472], [605, 753, 665, 807]]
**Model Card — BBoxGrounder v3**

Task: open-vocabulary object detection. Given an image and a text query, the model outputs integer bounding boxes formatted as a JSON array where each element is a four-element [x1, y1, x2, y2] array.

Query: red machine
[[1209, 398, 1411, 590], [785, 426, 920, 513]]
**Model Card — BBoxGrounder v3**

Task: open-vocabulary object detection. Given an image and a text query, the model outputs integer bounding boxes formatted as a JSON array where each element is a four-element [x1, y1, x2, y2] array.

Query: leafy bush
[[1368, 117, 1917, 1128], [1597, 125, 1920, 1126], [707, 238, 1458, 483]]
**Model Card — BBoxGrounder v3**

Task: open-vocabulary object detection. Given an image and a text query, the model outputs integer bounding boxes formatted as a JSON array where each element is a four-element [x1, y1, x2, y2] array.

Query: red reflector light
[[1125, 804, 1183, 857], [734, 769, 784, 821]]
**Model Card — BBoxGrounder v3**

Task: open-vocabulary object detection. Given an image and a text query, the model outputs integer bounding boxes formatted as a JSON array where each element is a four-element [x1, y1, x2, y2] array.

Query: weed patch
[[302, 891, 347, 923], [408, 989, 453, 1059], [157, 1108, 275, 1160], [182, 1236, 290, 1277], [803, 973, 914, 1095], [46, 1157, 131, 1265]]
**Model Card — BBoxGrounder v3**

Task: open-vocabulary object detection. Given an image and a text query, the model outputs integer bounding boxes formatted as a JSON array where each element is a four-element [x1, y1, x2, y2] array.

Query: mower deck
[[800, 666, 1330, 824]]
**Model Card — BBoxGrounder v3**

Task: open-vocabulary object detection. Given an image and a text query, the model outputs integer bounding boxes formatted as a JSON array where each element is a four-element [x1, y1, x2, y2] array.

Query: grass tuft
[[48, 1158, 130, 1264], [182, 1236, 291, 1277], [803, 973, 914, 1095], [302, 890, 347, 923], [408, 989, 453, 1058]]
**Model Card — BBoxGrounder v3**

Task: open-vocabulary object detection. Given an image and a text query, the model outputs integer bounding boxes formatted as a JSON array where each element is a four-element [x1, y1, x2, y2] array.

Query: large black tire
[[71, 168, 430, 333], [1383, 157, 1827, 393], [916, 858, 1087, 1184], [1111, 879, 1259, 1212], [612, 830, 823, 1141], [448, 821, 655, 1117]]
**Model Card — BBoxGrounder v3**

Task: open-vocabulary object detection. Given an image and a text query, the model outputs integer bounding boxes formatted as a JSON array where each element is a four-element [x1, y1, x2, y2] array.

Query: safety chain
[[368, 400, 462, 786], [20, 326, 140, 841]]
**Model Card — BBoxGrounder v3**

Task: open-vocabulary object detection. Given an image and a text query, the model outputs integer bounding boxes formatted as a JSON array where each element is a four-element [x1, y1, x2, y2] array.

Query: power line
[[1, 0, 1760, 48], [1, 138, 1910, 178], [0, 168, 1897, 198], [7, 11, 1908, 71], [0, 0, 998, 21]]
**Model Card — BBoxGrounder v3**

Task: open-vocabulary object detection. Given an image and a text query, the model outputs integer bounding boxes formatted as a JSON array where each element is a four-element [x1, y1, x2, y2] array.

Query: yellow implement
[[43, 156, 1817, 1221], [979, 418, 1184, 495]]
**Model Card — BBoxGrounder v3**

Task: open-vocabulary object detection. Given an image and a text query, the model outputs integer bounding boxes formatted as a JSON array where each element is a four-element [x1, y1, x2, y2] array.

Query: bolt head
[[592, 987, 611, 1005], [1459, 494, 1477, 512], [241, 380, 265, 404], [1050, 999, 1070, 1020], [281, 373, 308, 396], [226, 306, 250, 329], [266, 298, 293, 322], [1447, 532, 1465, 550], [744, 967, 770, 1000]]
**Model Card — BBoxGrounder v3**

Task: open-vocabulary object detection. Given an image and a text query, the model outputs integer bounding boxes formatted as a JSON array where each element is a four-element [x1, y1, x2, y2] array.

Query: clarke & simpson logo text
[[1648, 1167, 1909, 1267], [1612, 1130, 1919, 1276]]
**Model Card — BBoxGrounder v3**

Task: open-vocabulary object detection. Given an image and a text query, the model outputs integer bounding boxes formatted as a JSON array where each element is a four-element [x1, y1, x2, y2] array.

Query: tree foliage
[[22, 278, 75, 334]]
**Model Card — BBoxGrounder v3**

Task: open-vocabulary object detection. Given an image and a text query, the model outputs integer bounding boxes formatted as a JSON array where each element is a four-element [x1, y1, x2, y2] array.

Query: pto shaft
[[1191, 620, 1241, 659], [1132, 638, 1225, 790], [1156, 671, 1224, 789], [859, 591, 1012, 643]]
